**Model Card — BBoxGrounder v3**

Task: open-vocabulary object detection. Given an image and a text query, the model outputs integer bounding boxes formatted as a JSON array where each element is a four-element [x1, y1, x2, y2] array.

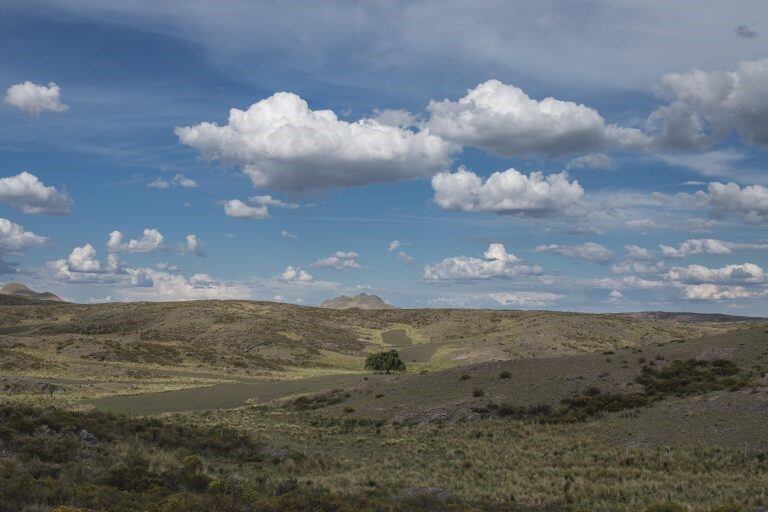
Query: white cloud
[[312, 251, 362, 270], [115, 270, 247, 301], [107, 228, 164, 253], [0, 218, 47, 252], [249, 195, 299, 209], [281, 230, 298, 240], [223, 195, 297, 219], [611, 260, 665, 275], [46, 244, 122, 282], [429, 290, 563, 308], [423, 243, 541, 282], [147, 178, 171, 189], [173, 173, 198, 188], [0, 172, 72, 215], [657, 238, 768, 258], [156, 262, 180, 271], [4, 81, 68, 116], [397, 251, 414, 264], [388, 240, 402, 252], [148, 174, 199, 189], [609, 244, 664, 275], [431, 167, 585, 217], [565, 153, 613, 171], [703, 181, 768, 223], [533, 242, 613, 263], [426, 80, 647, 157], [370, 108, 417, 128], [487, 291, 564, 306], [625, 245, 655, 261], [279, 266, 315, 282], [223, 199, 269, 219], [183, 234, 205, 257], [68, 244, 101, 272], [682, 284, 757, 300], [665, 262, 766, 284], [648, 58, 768, 149], [176, 91, 455, 192]]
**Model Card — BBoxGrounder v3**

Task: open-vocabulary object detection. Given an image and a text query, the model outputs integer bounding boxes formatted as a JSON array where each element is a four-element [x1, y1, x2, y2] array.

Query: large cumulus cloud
[[431, 167, 586, 217], [648, 58, 768, 150], [426, 80, 648, 157], [176, 92, 456, 192]]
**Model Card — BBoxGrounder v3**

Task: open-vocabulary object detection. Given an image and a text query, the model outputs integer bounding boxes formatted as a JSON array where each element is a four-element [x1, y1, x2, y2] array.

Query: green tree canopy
[[365, 349, 406, 373]]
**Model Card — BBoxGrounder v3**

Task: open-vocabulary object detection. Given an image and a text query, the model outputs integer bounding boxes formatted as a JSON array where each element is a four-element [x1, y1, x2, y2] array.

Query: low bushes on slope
[[480, 359, 755, 423]]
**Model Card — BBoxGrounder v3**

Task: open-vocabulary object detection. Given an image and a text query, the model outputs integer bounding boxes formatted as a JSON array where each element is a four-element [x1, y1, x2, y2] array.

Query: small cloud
[[181, 234, 206, 257], [4, 81, 68, 116], [565, 153, 613, 171], [223, 199, 269, 219], [107, 228, 164, 253], [173, 173, 198, 188], [397, 251, 414, 264], [279, 266, 314, 282], [735, 24, 758, 39], [223, 195, 297, 220], [388, 240, 402, 252], [148, 173, 198, 189], [281, 230, 298, 240], [147, 178, 171, 189], [312, 251, 362, 270]]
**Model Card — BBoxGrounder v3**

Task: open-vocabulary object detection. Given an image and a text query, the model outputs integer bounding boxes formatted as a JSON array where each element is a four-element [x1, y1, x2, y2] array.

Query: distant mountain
[[320, 293, 396, 310], [0, 282, 62, 302]]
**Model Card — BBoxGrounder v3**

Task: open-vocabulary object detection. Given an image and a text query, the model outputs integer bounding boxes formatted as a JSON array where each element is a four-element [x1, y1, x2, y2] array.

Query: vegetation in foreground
[[1, 403, 766, 512], [0, 404, 512, 512]]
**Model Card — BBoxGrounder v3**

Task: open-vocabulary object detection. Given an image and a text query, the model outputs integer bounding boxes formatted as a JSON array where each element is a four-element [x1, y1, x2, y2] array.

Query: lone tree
[[365, 349, 406, 373]]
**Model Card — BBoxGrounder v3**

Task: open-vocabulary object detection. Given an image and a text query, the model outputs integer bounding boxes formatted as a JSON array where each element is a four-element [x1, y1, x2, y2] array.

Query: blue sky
[[2, 1, 768, 314]]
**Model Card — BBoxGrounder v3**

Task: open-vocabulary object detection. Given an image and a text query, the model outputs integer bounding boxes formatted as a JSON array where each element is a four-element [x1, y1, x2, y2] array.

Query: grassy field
[[1, 297, 767, 511]]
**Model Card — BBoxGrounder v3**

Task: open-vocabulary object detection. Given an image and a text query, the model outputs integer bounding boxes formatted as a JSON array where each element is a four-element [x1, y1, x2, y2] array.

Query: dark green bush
[[364, 350, 406, 373]]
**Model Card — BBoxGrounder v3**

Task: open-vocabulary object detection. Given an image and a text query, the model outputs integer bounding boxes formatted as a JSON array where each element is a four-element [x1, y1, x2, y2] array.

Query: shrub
[[472, 388, 485, 397], [637, 359, 751, 398], [364, 350, 406, 373], [643, 502, 688, 512], [499, 371, 511, 379], [459, 374, 471, 381]]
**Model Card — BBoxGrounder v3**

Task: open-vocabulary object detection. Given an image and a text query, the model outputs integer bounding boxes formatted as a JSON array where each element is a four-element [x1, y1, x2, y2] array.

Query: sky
[[2, 1, 768, 314]]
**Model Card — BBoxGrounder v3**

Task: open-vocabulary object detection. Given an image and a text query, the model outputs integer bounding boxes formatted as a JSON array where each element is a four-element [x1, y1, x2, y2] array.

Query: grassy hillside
[[0, 299, 755, 372]]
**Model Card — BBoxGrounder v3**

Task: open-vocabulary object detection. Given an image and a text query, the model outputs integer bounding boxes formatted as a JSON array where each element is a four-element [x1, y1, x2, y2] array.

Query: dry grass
[[194, 405, 768, 511]]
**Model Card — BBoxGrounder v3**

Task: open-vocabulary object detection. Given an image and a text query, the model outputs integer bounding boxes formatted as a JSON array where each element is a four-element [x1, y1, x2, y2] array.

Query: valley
[[1, 295, 767, 511]]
